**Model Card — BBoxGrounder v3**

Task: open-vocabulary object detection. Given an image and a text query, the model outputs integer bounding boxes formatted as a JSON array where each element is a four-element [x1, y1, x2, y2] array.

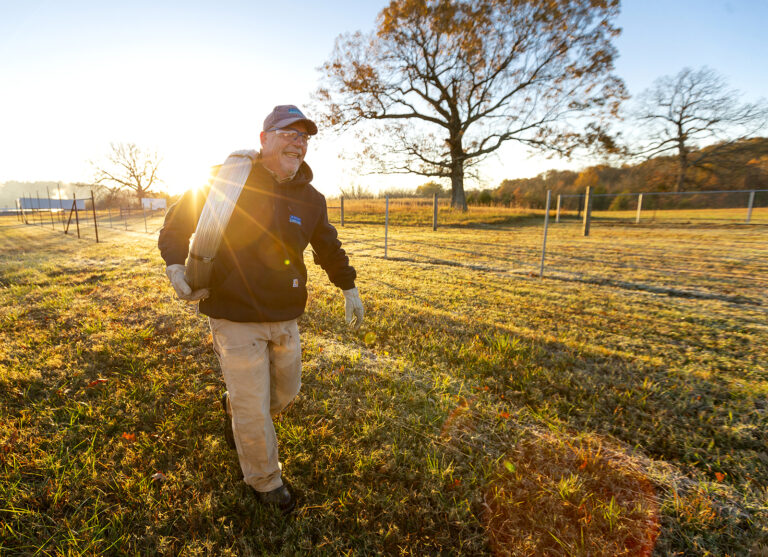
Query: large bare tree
[[632, 67, 768, 192], [92, 143, 162, 204], [315, 0, 626, 210]]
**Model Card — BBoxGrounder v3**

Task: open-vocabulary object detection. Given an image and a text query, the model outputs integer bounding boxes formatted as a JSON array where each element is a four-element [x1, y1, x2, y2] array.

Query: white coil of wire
[[185, 150, 257, 291]]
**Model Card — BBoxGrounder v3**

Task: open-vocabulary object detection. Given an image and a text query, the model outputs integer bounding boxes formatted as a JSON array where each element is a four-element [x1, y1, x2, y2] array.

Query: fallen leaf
[[715, 472, 726, 482], [499, 411, 510, 419], [87, 378, 108, 388], [122, 432, 136, 442], [151, 472, 167, 482]]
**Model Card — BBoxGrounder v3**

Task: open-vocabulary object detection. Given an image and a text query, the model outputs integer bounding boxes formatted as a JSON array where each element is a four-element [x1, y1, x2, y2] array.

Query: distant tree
[[91, 143, 162, 204], [315, 0, 626, 211], [631, 67, 768, 192], [338, 184, 374, 199], [744, 155, 768, 189], [415, 181, 446, 197], [378, 186, 416, 198]]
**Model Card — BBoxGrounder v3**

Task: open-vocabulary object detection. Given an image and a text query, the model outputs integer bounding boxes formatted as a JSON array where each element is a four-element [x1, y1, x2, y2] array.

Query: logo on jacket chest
[[289, 215, 302, 225]]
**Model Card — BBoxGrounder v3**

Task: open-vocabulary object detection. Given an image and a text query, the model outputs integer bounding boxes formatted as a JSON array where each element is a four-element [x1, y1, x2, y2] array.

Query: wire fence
[[330, 192, 768, 307], [10, 188, 768, 306], [555, 188, 768, 224], [14, 194, 167, 241]]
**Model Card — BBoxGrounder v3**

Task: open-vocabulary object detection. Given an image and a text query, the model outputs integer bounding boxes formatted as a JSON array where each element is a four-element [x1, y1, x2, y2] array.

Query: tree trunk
[[675, 132, 687, 193], [449, 136, 467, 211]]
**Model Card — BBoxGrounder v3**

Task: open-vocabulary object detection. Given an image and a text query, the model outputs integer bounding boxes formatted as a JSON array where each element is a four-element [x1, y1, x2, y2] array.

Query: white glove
[[342, 287, 364, 330], [165, 264, 209, 302]]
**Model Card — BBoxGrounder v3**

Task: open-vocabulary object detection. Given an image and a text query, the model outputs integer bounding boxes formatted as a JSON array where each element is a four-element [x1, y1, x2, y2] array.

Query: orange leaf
[[499, 411, 510, 419], [715, 472, 726, 482], [122, 432, 136, 442], [87, 378, 108, 388]]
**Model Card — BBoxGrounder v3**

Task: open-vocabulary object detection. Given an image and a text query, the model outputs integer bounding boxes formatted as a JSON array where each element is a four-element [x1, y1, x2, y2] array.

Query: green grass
[[1, 214, 767, 555]]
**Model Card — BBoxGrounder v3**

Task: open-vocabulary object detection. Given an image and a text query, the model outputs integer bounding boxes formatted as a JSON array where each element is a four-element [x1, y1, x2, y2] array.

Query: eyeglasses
[[270, 128, 311, 143]]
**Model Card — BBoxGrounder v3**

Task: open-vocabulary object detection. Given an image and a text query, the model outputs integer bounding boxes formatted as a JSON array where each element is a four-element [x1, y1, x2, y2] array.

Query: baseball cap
[[263, 105, 318, 135]]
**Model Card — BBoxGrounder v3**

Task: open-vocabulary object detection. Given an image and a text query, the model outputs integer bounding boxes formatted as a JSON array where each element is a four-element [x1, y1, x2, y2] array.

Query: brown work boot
[[254, 484, 296, 515]]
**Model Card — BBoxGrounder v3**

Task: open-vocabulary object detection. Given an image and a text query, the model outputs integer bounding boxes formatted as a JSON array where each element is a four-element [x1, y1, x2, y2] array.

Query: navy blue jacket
[[158, 156, 356, 322]]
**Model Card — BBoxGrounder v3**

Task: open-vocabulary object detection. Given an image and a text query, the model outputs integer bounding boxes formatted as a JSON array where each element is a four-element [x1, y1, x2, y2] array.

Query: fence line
[[14, 194, 168, 242], [556, 188, 768, 226], [10, 189, 767, 304]]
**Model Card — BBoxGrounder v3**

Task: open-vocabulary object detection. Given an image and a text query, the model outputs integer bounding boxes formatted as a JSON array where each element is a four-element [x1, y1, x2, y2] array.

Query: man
[[158, 105, 364, 514]]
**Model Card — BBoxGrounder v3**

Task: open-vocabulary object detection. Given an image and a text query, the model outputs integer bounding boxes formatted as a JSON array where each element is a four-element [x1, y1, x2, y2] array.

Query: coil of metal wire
[[185, 150, 257, 291]]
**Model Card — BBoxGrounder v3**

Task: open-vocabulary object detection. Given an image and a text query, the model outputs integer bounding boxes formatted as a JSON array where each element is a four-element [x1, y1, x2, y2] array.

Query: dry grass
[[1, 212, 766, 555]]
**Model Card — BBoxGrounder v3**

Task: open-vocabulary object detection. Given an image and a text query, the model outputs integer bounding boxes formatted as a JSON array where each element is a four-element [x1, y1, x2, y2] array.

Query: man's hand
[[342, 287, 364, 330], [165, 264, 209, 302]]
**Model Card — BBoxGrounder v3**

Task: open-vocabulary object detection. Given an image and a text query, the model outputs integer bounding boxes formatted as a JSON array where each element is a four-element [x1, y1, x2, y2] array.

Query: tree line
[[475, 137, 768, 209]]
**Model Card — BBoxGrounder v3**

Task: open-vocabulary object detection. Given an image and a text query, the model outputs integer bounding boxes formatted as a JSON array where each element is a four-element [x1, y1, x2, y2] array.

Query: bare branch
[[313, 0, 625, 209], [90, 143, 163, 203], [629, 66, 768, 191]]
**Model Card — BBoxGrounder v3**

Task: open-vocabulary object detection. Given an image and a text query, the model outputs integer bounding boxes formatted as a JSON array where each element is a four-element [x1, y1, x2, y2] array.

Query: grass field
[[1, 211, 767, 555]]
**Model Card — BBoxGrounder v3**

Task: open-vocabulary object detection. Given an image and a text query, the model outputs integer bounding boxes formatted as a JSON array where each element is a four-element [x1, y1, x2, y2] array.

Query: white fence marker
[[432, 193, 438, 231], [384, 195, 389, 258], [583, 186, 593, 236], [636, 193, 643, 224], [540, 190, 552, 278], [746, 190, 755, 223]]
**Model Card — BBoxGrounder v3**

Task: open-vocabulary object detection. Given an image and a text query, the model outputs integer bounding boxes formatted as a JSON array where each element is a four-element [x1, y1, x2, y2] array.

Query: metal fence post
[[57, 183, 64, 227], [636, 193, 643, 224], [583, 187, 592, 236], [384, 195, 389, 259], [91, 191, 99, 243], [540, 190, 551, 278], [142, 203, 148, 233], [46, 187, 54, 228], [73, 193, 81, 239], [432, 193, 438, 231], [35, 191, 42, 226], [555, 194, 561, 223], [340, 196, 345, 227], [746, 190, 755, 223]]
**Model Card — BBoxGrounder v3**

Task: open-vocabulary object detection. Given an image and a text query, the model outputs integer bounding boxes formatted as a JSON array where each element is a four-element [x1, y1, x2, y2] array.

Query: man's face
[[260, 122, 310, 180]]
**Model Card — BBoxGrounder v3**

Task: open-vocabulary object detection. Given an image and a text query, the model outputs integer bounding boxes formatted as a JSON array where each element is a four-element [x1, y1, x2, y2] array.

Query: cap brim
[[269, 117, 318, 135]]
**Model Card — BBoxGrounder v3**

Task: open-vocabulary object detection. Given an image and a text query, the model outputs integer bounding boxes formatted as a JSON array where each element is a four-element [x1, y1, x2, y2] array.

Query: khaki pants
[[210, 317, 302, 492]]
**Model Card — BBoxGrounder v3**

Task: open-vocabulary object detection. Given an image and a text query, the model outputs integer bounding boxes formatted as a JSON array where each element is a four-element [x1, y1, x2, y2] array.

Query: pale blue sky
[[1, 0, 766, 196]]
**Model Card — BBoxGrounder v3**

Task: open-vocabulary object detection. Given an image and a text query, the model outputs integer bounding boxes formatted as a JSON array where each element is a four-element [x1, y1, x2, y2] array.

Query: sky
[[1, 0, 766, 199]]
